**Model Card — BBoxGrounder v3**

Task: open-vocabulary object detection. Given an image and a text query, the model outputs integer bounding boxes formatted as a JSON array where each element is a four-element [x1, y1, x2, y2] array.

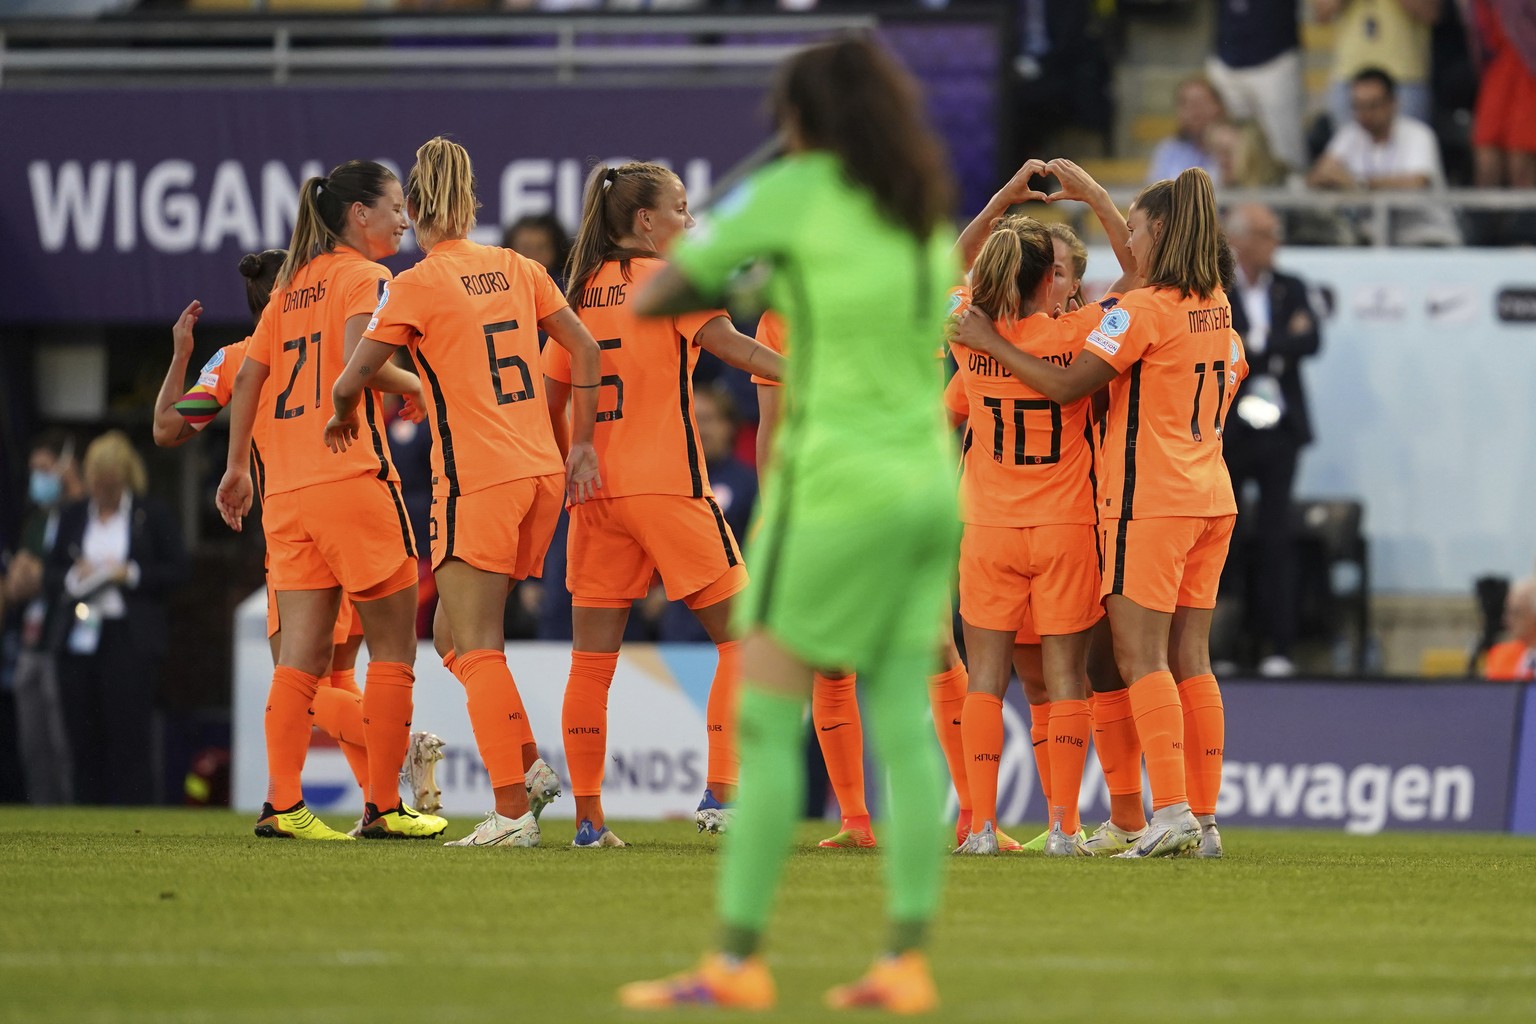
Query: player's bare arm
[[956, 159, 1049, 271], [952, 307, 1118, 404], [540, 306, 603, 503], [696, 316, 784, 383], [215, 356, 268, 532], [152, 300, 205, 448]]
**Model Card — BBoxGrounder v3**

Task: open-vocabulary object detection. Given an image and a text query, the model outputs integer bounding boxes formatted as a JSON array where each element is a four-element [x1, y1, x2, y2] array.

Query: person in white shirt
[[1308, 66, 1460, 244], [46, 431, 187, 805]]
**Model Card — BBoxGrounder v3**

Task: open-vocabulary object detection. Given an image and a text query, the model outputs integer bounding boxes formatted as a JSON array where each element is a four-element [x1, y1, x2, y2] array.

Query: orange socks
[[265, 666, 320, 809], [929, 663, 971, 812], [457, 648, 532, 790], [329, 667, 361, 696], [706, 640, 742, 793], [1029, 702, 1052, 806], [812, 672, 868, 820], [1091, 689, 1146, 830], [1178, 673, 1225, 817], [312, 678, 368, 791], [1128, 671, 1187, 811], [563, 651, 620, 804], [1047, 698, 1091, 834], [960, 692, 1004, 830], [361, 661, 414, 809]]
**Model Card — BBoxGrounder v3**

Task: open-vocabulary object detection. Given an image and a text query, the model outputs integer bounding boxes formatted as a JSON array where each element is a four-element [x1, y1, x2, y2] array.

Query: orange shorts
[[264, 574, 357, 645], [263, 476, 417, 595], [430, 474, 563, 579], [959, 523, 1103, 636], [1100, 515, 1235, 613], [568, 493, 748, 608]]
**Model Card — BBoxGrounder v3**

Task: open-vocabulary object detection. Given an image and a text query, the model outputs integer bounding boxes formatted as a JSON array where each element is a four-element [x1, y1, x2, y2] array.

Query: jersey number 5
[[274, 331, 321, 419], [484, 320, 534, 405], [593, 337, 625, 422], [981, 396, 1062, 465]]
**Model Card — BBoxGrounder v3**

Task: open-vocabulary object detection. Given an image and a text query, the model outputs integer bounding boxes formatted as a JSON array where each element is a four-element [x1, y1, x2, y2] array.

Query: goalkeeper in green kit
[[619, 38, 961, 1014]]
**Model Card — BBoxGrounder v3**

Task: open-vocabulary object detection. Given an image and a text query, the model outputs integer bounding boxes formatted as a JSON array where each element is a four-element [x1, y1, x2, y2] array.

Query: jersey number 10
[[982, 396, 1062, 465]]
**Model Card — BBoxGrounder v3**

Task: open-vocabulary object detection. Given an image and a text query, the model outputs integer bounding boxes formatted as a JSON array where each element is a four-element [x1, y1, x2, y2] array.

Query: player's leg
[[618, 626, 808, 1011], [435, 558, 539, 845], [561, 494, 648, 846], [256, 586, 351, 841], [826, 636, 946, 1013], [1171, 514, 1236, 858], [812, 670, 875, 848], [350, 560, 436, 838], [1082, 617, 1148, 853], [1102, 517, 1201, 858], [565, 603, 629, 845], [928, 634, 972, 840], [956, 620, 1012, 854], [1040, 628, 1092, 855], [631, 493, 751, 833]]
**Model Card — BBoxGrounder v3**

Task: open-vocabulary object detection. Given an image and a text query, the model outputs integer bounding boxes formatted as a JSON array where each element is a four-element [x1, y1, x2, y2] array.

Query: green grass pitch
[[2, 810, 1535, 1022]]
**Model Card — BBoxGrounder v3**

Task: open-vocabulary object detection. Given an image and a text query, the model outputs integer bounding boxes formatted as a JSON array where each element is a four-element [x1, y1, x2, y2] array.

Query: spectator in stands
[[1207, 0, 1308, 172], [2, 432, 83, 804], [46, 431, 187, 805], [1469, 0, 1536, 188], [1308, 67, 1461, 244], [656, 384, 757, 642], [1484, 577, 1536, 680], [1314, 0, 1441, 127], [1223, 204, 1323, 678], [503, 213, 573, 290], [1146, 77, 1227, 184], [1207, 119, 1291, 188]]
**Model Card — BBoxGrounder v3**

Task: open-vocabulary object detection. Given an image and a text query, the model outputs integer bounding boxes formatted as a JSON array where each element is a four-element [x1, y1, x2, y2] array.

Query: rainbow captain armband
[[174, 387, 224, 431]]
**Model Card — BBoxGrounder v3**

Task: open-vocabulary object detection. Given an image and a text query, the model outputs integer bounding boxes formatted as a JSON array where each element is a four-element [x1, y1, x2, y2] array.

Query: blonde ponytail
[[969, 214, 1054, 322], [1139, 167, 1222, 300], [565, 161, 677, 308], [407, 136, 478, 242]]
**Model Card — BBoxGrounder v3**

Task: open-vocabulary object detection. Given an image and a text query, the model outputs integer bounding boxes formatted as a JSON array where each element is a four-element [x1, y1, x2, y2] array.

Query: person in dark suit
[[1223, 204, 1323, 676], [45, 431, 188, 804]]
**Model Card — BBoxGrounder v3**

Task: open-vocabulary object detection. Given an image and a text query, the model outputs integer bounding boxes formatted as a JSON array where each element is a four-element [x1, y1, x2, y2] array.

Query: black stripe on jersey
[[362, 390, 390, 482], [1083, 419, 1103, 575], [1110, 363, 1142, 596], [250, 442, 267, 503], [413, 350, 459, 560], [1120, 362, 1142, 520], [704, 496, 740, 569], [385, 479, 417, 559], [678, 333, 704, 499]]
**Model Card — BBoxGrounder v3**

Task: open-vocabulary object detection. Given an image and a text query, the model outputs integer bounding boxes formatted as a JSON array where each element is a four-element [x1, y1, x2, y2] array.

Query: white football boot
[[444, 810, 540, 848]]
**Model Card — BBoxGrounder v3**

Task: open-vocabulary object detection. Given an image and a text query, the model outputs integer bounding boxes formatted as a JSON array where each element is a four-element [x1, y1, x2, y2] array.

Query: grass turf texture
[[2, 811, 1534, 1022]]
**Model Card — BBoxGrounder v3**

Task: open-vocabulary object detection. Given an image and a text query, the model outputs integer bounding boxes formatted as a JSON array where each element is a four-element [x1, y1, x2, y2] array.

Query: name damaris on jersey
[[966, 348, 1073, 379]]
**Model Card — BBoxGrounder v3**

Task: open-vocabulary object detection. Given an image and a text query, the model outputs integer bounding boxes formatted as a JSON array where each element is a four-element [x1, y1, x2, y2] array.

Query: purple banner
[[1510, 686, 1536, 834], [979, 680, 1521, 833], [0, 85, 769, 325]]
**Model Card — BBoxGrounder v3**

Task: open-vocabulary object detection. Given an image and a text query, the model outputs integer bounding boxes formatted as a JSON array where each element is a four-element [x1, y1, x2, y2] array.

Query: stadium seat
[[1291, 499, 1371, 676]]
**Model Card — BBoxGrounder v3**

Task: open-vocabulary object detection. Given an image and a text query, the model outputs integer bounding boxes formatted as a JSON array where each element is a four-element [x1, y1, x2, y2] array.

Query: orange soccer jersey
[[245, 246, 400, 496], [545, 257, 728, 499], [949, 296, 1099, 529], [364, 238, 566, 497], [1085, 287, 1247, 521], [176, 338, 280, 497]]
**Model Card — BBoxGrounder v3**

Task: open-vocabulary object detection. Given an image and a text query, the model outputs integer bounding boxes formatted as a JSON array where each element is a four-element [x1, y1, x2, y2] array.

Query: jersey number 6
[[484, 320, 534, 405]]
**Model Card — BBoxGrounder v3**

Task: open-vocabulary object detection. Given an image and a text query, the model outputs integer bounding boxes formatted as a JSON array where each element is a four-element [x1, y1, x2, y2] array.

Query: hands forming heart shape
[[997, 157, 1108, 208]]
